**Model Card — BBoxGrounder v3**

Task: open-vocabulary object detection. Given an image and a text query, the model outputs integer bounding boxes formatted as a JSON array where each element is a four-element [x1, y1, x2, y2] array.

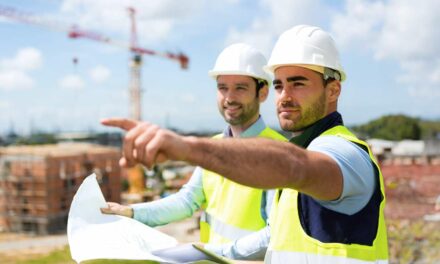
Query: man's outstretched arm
[[101, 118, 342, 201]]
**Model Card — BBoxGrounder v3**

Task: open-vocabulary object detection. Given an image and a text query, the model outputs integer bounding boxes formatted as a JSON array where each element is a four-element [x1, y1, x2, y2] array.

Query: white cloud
[[0, 47, 42, 91], [0, 70, 34, 90], [224, 0, 324, 55], [376, 0, 440, 61], [331, 0, 385, 50], [60, 0, 204, 44], [0, 47, 43, 71], [59, 74, 85, 90], [89, 65, 111, 83], [331, 0, 440, 98]]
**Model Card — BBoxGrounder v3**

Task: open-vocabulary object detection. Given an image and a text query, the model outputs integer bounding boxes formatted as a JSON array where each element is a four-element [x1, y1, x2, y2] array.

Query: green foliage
[[121, 178, 129, 192], [14, 246, 74, 264], [388, 219, 440, 263], [420, 120, 440, 139], [352, 114, 422, 140], [14, 133, 58, 145]]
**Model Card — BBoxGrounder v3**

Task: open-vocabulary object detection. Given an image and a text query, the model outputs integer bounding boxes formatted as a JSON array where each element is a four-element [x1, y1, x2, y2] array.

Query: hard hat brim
[[208, 70, 271, 84]]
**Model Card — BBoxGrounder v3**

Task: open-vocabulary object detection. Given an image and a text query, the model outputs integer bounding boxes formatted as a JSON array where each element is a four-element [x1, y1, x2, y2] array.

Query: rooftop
[[0, 143, 119, 158]]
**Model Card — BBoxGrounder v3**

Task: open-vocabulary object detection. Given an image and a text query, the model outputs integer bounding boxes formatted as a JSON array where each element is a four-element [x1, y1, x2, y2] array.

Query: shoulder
[[309, 135, 365, 156], [308, 135, 372, 177], [259, 127, 288, 141], [309, 135, 376, 215]]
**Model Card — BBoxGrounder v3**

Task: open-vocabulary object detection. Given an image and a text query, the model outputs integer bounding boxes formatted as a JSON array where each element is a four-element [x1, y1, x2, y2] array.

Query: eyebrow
[[273, 76, 309, 85], [217, 82, 250, 87]]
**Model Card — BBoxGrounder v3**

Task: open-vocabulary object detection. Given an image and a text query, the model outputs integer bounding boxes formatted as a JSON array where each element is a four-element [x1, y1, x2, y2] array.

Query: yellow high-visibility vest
[[266, 125, 388, 263], [200, 127, 287, 244]]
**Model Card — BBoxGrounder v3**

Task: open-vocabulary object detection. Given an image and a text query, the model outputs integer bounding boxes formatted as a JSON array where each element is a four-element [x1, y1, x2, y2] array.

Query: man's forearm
[[184, 136, 342, 201], [132, 191, 198, 226], [185, 137, 307, 190], [132, 170, 205, 226]]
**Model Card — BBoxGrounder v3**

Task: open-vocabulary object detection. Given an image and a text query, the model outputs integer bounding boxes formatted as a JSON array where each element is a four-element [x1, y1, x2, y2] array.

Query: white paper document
[[67, 174, 178, 263]]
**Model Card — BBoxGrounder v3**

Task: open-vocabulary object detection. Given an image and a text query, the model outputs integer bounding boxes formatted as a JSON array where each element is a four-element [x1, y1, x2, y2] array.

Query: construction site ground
[[2, 213, 440, 263], [0, 215, 200, 263]]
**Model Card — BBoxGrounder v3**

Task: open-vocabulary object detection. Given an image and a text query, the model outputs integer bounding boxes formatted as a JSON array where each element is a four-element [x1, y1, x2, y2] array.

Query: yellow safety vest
[[266, 126, 389, 263], [200, 127, 287, 244]]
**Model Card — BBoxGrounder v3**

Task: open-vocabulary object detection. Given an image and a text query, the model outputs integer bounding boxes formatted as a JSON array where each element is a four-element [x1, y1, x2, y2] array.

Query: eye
[[274, 84, 282, 91], [293, 82, 305, 87], [236, 86, 247, 90]]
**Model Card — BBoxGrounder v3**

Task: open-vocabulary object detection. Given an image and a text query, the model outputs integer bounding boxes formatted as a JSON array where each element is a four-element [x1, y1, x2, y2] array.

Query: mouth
[[278, 108, 300, 118], [278, 108, 300, 114], [224, 104, 241, 113]]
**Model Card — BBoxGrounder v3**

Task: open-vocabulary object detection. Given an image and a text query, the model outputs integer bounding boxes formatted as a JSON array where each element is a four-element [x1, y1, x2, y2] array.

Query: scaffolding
[[0, 143, 121, 234]]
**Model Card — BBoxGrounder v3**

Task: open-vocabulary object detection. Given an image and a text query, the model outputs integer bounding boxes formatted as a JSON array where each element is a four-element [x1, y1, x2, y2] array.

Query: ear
[[326, 80, 341, 103], [258, 85, 269, 103]]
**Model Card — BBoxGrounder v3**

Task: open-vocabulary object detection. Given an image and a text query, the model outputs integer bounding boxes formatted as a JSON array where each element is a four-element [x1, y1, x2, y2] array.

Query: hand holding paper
[[67, 174, 178, 263], [100, 202, 134, 218]]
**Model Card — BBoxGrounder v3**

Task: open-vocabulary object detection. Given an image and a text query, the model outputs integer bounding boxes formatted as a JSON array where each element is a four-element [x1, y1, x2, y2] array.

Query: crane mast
[[128, 7, 142, 121]]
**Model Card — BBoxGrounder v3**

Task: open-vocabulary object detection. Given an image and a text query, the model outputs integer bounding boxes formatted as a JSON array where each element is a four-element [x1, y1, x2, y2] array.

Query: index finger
[[101, 118, 138, 131]]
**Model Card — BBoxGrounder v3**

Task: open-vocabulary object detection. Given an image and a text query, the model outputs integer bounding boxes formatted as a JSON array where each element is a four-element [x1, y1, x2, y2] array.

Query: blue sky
[[0, 0, 439, 135]]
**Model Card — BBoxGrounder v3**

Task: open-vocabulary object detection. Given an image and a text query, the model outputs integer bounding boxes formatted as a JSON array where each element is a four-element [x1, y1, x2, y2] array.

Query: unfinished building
[[0, 143, 121, 234]]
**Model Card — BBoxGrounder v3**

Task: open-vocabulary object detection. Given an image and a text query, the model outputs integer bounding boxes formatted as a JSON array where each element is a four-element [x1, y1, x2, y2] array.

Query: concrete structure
[[0, 143, 121, 234]]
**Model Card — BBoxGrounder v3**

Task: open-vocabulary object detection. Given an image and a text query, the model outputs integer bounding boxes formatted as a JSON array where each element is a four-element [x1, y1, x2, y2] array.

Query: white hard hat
[[209, 43, 271, 85], [265, 25, 346, 81]]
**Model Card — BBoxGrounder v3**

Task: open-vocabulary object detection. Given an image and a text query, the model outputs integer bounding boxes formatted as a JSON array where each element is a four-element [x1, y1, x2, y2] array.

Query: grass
[[6, 246, 159, 264]]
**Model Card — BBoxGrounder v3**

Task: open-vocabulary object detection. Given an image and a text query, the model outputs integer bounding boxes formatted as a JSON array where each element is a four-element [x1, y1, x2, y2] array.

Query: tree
[[352, 114, 421, 140]]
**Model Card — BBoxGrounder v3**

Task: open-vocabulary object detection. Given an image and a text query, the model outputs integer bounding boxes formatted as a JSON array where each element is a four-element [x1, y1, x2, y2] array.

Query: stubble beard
[[221, 99, 260, 126], [280, 92, 327, 132]]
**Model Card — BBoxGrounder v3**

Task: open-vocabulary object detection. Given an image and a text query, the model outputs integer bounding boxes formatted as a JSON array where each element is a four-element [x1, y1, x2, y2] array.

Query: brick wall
[[381, 157, 440, 220], [0, 144, 121, 234]]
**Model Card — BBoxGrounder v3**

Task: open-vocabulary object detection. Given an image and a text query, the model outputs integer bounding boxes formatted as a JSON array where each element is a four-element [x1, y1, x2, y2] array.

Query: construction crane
[[0, 5, 189, 121], [0, 5, 189, 197], [67, 7, 189, 120]]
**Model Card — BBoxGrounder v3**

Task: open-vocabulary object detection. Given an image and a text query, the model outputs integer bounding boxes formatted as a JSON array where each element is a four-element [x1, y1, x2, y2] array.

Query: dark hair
[[252, 77, 267, 97], [323, 77, 337, 87]]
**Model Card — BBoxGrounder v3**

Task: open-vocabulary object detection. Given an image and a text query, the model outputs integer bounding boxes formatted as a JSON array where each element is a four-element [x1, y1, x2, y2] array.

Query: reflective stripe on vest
[[266, 125, 388, 263], [266, 251, 389, 264], [200, 127, 287, 244], [201, 211, 256, 241]]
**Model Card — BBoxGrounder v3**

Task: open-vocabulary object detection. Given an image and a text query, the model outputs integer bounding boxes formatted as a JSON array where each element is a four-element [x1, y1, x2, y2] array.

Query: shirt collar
[[223, 116, 266, 138]]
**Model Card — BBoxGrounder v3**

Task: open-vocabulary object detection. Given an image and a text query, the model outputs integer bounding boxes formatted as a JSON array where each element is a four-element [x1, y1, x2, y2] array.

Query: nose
[[278, 87, 293, 104], [224, 90, 238, 104]]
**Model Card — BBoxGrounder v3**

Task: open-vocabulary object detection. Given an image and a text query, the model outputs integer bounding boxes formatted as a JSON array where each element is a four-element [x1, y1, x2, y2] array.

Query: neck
[[230, 114, 260, 138], [289, 111, 343, 148]]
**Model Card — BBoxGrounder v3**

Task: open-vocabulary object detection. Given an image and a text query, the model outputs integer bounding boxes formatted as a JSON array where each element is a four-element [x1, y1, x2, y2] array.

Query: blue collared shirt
[[132, 116, 275, 260]]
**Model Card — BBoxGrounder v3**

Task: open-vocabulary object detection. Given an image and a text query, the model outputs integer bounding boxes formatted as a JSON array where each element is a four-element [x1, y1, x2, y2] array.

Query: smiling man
[[101, 43, 286, 260], [102, 25, 388, 263]]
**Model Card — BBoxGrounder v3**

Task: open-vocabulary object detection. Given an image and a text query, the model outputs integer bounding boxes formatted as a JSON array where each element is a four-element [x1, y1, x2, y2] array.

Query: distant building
[[0, 143, 121, 234], [367, 138, 440, 164]]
